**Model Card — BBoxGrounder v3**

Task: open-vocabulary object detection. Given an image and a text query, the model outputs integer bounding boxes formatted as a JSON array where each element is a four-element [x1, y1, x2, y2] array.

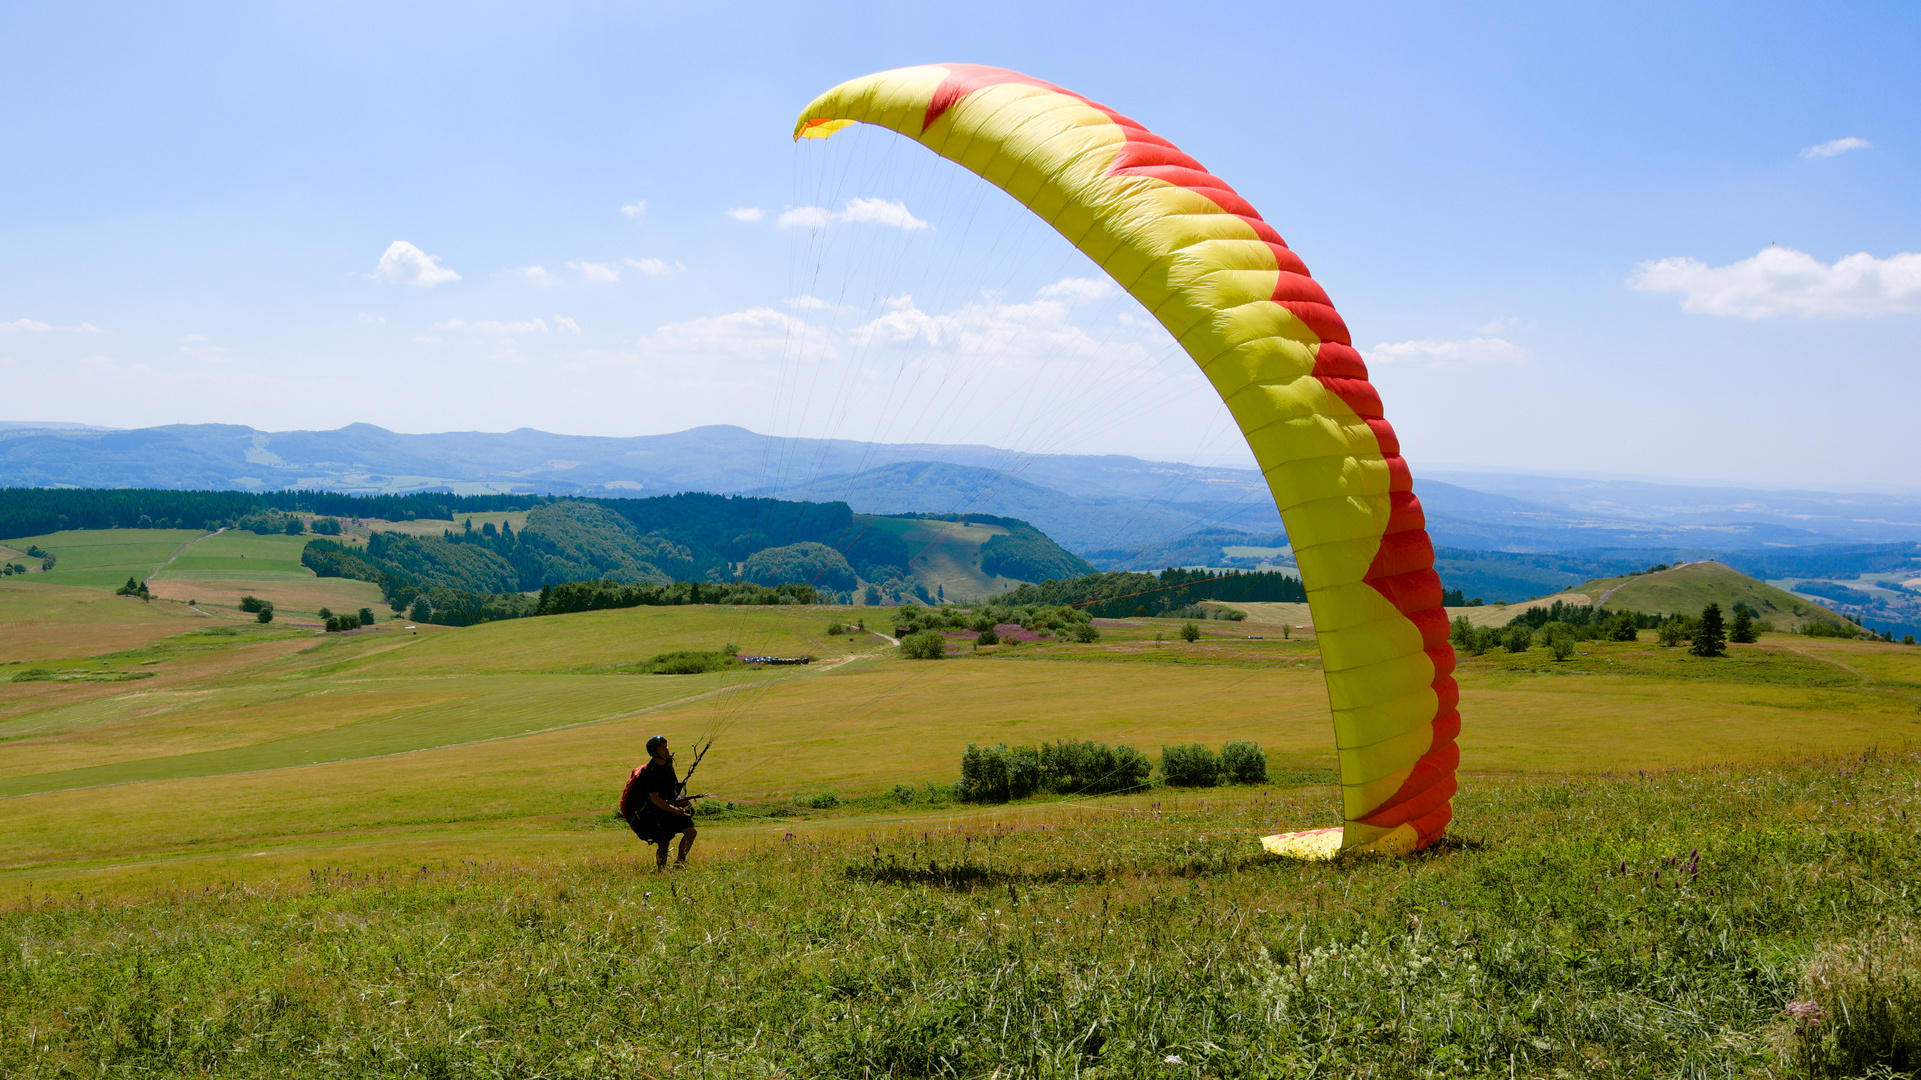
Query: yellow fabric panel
[[1331, 686, 1441, 752], [1328, 655, 1437, 713], [1260, 827, 1344, 860], [1336, 719, 1436, 783], [1177, 237, 1285, 273], [1341, 767, 1416, 820], [1342, 822, 1421, 856], [1317, 611, 1432, 673], [1303, 581, 1413, 633], [1199, 342, 1319, 400]]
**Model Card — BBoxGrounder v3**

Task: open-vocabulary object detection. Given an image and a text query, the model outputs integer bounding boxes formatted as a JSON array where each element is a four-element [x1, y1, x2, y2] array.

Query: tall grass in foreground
[[4, 751, 1919, 1078]]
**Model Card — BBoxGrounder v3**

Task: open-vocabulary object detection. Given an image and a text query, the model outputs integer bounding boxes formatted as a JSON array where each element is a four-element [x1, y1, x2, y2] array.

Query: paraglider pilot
[[620, 735, 697, 871]]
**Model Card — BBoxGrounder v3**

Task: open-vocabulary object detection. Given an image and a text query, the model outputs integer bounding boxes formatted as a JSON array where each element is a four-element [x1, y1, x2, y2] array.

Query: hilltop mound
[[1542, 561, 1847, 630]]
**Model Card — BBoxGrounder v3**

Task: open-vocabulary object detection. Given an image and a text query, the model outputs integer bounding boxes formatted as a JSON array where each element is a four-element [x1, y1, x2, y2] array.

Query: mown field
[[3, 529, 1920, 1076]]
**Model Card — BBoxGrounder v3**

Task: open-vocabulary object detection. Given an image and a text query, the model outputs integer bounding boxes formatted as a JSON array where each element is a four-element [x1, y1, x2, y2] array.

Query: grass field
[[4, 528, 207, 590], [3, 567, 1921, 1075], [855, 514, 1028, 600], [4, 588, 1919, 903]]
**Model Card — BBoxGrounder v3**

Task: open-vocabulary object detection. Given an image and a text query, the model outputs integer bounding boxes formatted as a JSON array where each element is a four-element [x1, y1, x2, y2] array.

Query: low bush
[[975, 625, 1000, 646], [1502, 625, 1532, 653], [1039, 739, 1151, 796], [1160, 742, 1220, 787], [793, 792, 841, 810], [640, 650, 735, 675], [956, 743, 1042, 803], [1220, 740, 1268, 784], [1179, 621, 1202, 643], [899, 630, 946, 660]]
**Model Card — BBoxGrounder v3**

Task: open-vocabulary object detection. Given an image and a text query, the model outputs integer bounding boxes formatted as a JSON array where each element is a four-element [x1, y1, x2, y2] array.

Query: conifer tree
[[1729, 606, 1757, 643], [1691, 603, 1728, 657]]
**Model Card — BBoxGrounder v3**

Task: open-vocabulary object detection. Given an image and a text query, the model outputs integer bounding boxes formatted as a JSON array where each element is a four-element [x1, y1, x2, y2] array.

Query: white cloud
[[620, 200, 648, 218], [1801, 136, 1872, 159], [179, 334, 208, 343], [625, 257, 683, 276], [555, 316, 580, 335], [1475, 316, 1521, 335], [2, 318, 104, 334], [568, 260, 621, 283], [1628, 246, 1921, 318], [1369, 337, 1528, 368], [778, 197, 928, 231], [433, 318, 550, 335], [374, 241, 460, 287], [514, 265, 560, 286], [786, 295, 833, 310], [726, 207, 765, 223], [1036, 277, 1116, 303], [639, 307, 814, 363], [357, 312, 386, 324]]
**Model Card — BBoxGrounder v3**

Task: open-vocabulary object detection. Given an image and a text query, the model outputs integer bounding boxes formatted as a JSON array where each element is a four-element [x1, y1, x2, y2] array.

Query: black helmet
[[646, 735, 668, 753]]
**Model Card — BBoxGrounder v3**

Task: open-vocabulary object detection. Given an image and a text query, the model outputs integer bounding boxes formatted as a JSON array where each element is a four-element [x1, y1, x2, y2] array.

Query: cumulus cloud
[[726, 207, 765, 222], [1628, 246, 1921, 318], [374, 241, 460, 286], [1036, 277, 1117, 303], [555, 316, 581, 335], [514, 265, 560, 286], [2, 318, 105, 334], [1369, 337, 1528, 368], [433, 318, 550, 335], [778, 197, 928, 231], [620, 200, 648, 218], [1801, 136, 1872, 159], [639, 307, 813, 363], [625, 257, 683, 276], [568, 261, 621, 283]]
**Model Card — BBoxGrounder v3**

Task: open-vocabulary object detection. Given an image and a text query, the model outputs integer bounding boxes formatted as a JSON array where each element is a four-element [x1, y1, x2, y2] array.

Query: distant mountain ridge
[[6, 421, 1921, 567]]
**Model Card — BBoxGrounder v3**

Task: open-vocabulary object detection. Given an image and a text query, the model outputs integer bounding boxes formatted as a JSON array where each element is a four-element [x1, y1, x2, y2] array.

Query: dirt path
[[147, 528, 219, 582]]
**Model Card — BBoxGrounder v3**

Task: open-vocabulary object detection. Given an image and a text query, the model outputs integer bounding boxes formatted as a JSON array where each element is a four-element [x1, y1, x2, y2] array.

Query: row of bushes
[[956, 739, 1268, 803]]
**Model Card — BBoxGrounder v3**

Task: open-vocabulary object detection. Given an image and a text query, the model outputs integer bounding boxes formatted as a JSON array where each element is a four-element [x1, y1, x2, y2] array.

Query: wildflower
[[1164, 1054, 1185, 1065], [1785, 1000, 1827, 1028]]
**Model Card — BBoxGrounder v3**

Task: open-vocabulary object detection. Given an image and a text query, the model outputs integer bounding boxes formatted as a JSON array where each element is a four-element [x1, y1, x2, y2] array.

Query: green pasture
[[2, 594, 1919, 901], [1, 528, 205, 589], [149, 528, 311, 580], [3, 752, 1917, 1078]]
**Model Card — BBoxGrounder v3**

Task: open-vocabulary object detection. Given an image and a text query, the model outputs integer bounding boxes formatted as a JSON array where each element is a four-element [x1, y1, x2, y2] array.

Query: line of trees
[[997, 567, 1308, 618]]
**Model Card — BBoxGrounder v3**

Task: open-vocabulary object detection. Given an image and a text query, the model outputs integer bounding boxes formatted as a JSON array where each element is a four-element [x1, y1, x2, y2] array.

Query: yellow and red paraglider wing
[[795, 65, 1459, 853]]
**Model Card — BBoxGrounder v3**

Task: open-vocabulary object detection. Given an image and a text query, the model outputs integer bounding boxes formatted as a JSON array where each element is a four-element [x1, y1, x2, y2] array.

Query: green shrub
[[1038, 739, 1151, 796], [1220, 740, 1268, 784], [239, 595, 268, 614], [1502, 625, 1532, 653], [1073, 622, 1101, 643], [1547, 631, 1576, 661], [825, 620, 845, 636], [641, 650, 735, 675], [1179, 621, 1201, 643], [794, 792, 840, 810], [889, 784, 916, 805], [975, 625, 1000, 646], [899, 630, 946, 660], [358, 607, 377, 626], [255, 609, 273, 624], [1160, 743, 1220, 787], [957, 743, 1041, 803]]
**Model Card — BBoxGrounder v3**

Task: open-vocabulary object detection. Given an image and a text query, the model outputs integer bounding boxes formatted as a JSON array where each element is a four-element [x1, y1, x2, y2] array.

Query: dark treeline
[[0, 487, 542, 537], [1504, 600, 1665, 631], [535, 579, 817, 616], [999, 567, 1307, 618]]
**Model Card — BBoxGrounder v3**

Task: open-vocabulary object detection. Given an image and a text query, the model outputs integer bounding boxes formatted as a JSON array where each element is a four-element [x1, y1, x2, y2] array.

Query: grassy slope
[[3, 592, 1919, 899], [3, 528, 206, 589], [854, 515, 1026, 600], [2, 752, 1916, 1078]]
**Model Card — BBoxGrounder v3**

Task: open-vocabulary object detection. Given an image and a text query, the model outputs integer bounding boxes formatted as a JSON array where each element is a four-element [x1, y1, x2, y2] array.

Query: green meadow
[[2, 529, 1919, 1076]]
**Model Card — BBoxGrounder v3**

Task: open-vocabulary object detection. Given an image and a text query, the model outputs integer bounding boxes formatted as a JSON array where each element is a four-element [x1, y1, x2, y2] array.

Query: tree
[[1502, 625, 1532, 653], [283, 517, 305, 535], [1691, 603, 1728, 657], [256, 608, 273, 624], [1729, 606, 1757, 644], [975, 625, 999, 646], [1610, 610, 1640, 642], [899, 630, 945, 659], [239, 595, 267, 613], [1656, 617, 1687, 648], [358, 607, 376, 626], [1546, 628, 1576, 661], [1179, 621, 1201, 642], [317, 607, 333, 620]]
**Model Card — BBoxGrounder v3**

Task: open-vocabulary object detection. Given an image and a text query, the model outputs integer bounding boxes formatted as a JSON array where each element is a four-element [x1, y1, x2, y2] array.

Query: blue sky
[[2, 2, 1916, 489]]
